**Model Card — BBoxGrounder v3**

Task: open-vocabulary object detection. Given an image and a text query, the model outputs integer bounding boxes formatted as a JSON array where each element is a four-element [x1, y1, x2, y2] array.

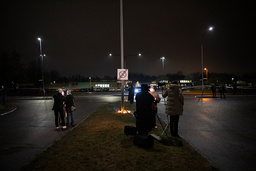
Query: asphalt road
[[1, 92, 256, 171], [157, 94, 256, 171], [0, 93, 120, 171]]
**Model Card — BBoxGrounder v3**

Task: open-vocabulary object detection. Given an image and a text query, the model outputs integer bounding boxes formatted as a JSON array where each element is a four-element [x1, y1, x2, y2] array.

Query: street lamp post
[[204, 67, 208, 79], [201, 26, 213, 97], [119, 0, 141, 112], [120, 0, 125, 112], [38, 37, 45, 96], [89, 77, 91, 90]]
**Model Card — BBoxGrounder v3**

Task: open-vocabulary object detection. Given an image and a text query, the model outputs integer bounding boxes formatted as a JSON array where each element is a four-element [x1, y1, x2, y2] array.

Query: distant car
[[109, 88, 116, 92], [80, 88, 88, 92], [94, 88, 102, 92], [102, 88, 109, 92], [56, 87, 67, 92]]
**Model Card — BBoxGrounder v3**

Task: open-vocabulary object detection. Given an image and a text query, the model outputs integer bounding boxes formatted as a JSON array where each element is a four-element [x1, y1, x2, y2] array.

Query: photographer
[[135, 84, 154, 135]]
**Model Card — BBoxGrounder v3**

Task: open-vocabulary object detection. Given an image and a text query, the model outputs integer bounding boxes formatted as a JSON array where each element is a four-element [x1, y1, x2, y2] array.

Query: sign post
[[120, 0, 125, 112]]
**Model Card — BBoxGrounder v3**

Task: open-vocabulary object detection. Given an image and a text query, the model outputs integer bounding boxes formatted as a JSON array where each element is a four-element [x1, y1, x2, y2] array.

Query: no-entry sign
[[117, 69, 128, 80]]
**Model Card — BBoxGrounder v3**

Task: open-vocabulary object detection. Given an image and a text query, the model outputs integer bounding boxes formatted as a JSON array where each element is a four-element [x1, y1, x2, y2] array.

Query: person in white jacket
[[162, 82, 184, 138]]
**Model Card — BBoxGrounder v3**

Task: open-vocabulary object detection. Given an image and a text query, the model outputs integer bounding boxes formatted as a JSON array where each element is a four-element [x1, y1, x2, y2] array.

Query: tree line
[[1, 51, 255, 88]]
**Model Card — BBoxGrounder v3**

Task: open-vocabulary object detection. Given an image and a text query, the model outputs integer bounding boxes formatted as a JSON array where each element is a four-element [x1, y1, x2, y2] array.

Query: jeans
[[66, 108, 74, 126], [54, 108, 65, 127]]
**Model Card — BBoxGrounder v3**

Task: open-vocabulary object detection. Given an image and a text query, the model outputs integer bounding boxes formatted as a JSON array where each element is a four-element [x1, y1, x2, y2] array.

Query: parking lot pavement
[[157, 94, 256, 171]]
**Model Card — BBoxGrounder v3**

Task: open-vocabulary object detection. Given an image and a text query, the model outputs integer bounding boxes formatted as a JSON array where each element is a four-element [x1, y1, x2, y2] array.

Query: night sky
[[1, 0, 255, 78]]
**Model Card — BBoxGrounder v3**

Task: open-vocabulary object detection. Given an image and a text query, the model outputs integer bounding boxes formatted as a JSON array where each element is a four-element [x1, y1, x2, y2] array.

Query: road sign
[[117, 69, 128, 80]]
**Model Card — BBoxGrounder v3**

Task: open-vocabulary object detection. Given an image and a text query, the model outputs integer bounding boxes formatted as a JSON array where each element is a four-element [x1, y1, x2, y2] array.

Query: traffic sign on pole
[[117, 69, 128, 80]]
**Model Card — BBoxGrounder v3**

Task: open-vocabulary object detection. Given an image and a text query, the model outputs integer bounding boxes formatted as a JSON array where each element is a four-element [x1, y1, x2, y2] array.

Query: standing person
[[135, 84, 154, 135], [211, 83, 216, 98], [219, 84, 226, 99], [1, 85, 6, 105], [53, 89, 66, 129], [162, 82, 184, 138], [128, 84, 134, 104], [149, 86, 161, 128], [65, 90, 75, 127], [233, 83, 237, 95]]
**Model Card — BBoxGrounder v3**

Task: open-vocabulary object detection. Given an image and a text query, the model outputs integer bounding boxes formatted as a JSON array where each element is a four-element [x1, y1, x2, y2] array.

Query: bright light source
[[109, 53, 112, 56], [117, 109, 131, 114], [138, 53, 142, 56], [38, 37, 41, 41], [209, 26, 213, 31], [160, 57, 165, 60]]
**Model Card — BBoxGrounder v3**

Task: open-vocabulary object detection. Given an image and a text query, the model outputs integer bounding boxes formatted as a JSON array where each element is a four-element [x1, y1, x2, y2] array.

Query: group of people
[[53, 88, 75, 130], [130, 82, 184, 138], [211, 84, 227, 98]]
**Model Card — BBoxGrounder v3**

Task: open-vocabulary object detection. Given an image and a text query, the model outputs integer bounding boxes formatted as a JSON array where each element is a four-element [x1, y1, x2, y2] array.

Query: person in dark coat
[[1, 85, 6, 105], [135, 84, 154, 135], [53, 89, 66, 129], [211, 83, 216, 98], [128, 85, 134, 104], [65, 90, 75, 127], [219, 84, 226, 99]]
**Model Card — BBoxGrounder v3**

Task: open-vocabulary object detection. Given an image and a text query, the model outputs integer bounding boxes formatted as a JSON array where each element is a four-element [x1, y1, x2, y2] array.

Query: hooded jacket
[[162, 85, 184, 116]]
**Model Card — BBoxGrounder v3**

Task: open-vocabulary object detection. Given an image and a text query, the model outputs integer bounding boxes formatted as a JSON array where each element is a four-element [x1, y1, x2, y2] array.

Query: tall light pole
[[89, 77, 91, 90], [201, 26, 213, 97], [38, 37, 45, 96], [120, 0, 125, 112], [160, 57, 165, 74]]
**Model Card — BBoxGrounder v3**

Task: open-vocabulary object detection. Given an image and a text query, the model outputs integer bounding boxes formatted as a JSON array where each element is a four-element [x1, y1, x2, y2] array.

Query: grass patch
[[0, 104, 16, 114], [22, 102, 219, 171]]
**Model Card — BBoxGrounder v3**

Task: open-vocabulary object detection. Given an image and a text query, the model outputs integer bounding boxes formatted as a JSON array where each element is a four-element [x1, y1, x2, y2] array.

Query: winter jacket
[[162, 86, 184, 116], [135, 91, 155, 133], [65, 95, 74, 108], [53, 93, 66, 110]]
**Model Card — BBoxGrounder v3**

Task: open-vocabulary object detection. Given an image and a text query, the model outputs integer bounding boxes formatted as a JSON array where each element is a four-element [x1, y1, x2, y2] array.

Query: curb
[[0, 106, 17, 116]]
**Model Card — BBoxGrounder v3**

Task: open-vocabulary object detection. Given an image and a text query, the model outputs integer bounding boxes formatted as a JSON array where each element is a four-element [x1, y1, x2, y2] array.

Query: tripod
[[156, 113, 169, 137], [156, 95, 169, 136]]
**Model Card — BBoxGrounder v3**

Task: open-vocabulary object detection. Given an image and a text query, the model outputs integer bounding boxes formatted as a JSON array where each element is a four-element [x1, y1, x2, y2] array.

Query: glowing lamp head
[[209, 27, 213, 31]]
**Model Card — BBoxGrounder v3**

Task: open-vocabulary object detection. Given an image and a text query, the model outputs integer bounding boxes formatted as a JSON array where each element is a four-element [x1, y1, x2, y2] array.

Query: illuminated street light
[[201, 26, 213, 97], [38, 37, 45, 96], [108, 53, 142, 68], [160, 57, 165, 73]]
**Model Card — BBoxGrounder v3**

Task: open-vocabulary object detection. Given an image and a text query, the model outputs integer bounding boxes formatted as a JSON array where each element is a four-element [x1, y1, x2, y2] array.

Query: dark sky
[[1, 0, 255, 78]]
